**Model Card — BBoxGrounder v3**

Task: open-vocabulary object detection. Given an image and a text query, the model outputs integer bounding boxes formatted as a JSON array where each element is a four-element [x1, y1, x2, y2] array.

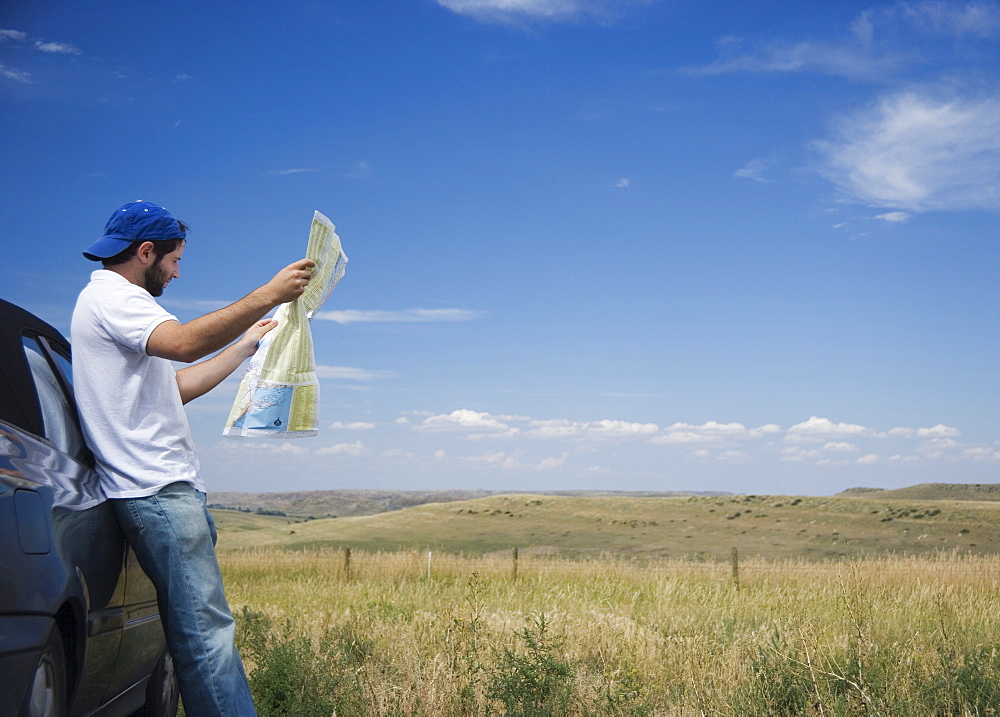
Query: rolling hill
[[837, 482, 1000, 501], [211, 489, 1000, 561]]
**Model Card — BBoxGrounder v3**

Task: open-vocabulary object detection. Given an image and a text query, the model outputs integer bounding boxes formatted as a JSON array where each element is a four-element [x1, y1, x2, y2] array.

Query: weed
[[234, 606, 369, 715], [487, 613, 576, 716]]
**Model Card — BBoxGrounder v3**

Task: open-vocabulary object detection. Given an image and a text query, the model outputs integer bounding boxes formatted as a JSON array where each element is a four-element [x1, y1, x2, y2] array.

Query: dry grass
[[212, 493, 1000, 561], [218, 548, 1000, 715]]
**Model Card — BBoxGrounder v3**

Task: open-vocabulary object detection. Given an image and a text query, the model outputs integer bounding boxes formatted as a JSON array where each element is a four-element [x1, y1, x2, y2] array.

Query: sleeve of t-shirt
[[99, 284, 178, 355]]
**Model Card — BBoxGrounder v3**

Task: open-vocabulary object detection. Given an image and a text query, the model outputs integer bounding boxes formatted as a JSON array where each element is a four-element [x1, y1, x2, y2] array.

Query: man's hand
[[233, 318, 278, 360], [175, 318, 278, 404], [264, 258, 316, 305]]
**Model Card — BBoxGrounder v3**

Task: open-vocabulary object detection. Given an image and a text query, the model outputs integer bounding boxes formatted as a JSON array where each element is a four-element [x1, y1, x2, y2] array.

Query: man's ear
[[135, 241, 157, 265]]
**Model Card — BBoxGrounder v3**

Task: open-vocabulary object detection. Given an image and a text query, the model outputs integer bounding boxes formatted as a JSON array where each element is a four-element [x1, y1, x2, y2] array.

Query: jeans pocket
[[124, 498, 146, 534], [203, 503, 218, 547]]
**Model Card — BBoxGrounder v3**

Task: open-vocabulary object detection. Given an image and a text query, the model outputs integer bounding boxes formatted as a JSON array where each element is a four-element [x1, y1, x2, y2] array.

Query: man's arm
[[147, 258, 315, 363], [174, 319, 277, 404]]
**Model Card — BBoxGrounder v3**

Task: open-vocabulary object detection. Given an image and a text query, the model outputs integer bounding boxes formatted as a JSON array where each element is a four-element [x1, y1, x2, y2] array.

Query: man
[[71, 200, 314, 716]]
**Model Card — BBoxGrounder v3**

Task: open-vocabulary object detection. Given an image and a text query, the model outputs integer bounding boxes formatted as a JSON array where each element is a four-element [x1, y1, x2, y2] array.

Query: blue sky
[[3, 0, 999, 496]]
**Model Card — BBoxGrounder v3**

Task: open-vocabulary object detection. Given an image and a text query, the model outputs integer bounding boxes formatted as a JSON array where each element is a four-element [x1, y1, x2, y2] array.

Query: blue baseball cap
[[83, 200, 188, 261]]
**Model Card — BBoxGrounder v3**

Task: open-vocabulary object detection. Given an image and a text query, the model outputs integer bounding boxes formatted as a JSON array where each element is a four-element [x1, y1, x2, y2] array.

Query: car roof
[[0, 298, 71, 438]]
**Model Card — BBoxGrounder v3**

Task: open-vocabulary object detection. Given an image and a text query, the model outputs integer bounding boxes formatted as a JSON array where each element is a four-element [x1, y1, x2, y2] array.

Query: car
[[0, 299, 179, 717]]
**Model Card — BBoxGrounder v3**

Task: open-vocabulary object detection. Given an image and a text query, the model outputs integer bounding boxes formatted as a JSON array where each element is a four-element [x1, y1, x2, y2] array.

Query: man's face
[[143, 242, 185, 297]]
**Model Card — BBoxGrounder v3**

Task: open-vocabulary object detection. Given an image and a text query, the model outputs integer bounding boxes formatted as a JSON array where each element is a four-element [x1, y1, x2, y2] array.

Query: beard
[[142, 260, 171, 297]]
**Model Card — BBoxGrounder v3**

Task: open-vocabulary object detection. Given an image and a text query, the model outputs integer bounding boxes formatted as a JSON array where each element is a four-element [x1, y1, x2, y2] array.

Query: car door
[[23, 321, 162, 707], [3, 310, 130, 715], [21, 328, 135, 711]]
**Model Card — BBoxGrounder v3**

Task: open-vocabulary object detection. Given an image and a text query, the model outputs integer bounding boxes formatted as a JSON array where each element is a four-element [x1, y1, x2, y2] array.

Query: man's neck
[[102, 262, 145, 289]]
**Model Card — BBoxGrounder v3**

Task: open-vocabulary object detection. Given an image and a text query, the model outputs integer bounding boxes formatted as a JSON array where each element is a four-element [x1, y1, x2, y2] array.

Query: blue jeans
[[114, 482, 256, 716]]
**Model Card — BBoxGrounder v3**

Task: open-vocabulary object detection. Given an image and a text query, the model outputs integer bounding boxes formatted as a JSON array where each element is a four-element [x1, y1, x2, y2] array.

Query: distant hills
[[837, 483, 1000, 501], [207, 488, 730, 519], [209, 483, 1000, 520], [208, 483, 1000, 561]]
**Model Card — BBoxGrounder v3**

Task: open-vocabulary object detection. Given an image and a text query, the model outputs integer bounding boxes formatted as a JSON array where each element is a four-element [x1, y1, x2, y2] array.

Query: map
[[223, 210, 348, 438]]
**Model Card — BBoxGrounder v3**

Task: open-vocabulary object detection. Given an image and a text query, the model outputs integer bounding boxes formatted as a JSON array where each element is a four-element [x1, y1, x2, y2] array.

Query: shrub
[[235, 606, 369, 716], [486, 613, 575, 717]]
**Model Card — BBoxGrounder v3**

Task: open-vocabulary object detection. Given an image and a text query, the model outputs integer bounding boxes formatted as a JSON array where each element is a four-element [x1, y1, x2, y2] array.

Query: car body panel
[[0, 299, 172, 716]]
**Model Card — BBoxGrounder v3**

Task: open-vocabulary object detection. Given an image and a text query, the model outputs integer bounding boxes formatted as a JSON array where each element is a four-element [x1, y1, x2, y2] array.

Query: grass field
[[204, 490, 1000, 714], [218, 548, 1000, 715], [212, 492, 1000, 561]]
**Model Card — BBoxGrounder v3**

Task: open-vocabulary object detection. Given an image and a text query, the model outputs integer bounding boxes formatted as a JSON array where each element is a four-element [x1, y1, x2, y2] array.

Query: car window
[[22, 335, 87, 461], [47, 344, 75, 389]]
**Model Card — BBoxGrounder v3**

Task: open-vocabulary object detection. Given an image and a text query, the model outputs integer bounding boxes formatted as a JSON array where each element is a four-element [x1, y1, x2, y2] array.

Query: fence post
[[731, 546, 740, 592], [427, 550, 432, 580], [512, 546, 519, 580], [343, 546, 351, 580]]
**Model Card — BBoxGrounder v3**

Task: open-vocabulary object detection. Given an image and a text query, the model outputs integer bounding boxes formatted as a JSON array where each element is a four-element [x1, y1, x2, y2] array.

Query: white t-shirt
[[71, 270, 203, 498]]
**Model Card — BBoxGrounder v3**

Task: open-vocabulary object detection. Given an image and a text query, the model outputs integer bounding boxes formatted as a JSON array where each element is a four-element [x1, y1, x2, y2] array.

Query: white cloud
[[0, 29, 27, 42], [750, 424, 783, 438], [656, 430, 720, 444], [690, 448, 751, 463], [35, 40, 81, 54], [264, 167, 324, 176], [875, 211, 910, 222], [382, 448, 418, 459], [614, 178, 630, 188], [686, 35, 904, 81], [779, 446, 823, 461], [718, 450, 752, 464], [418, 409, 521, 436], [823, 441, 860, 452], [526, 419, 583, 438], [538, 452, 569, 469], [817, 91, 1000, 212], [316, 441, 368, 456], [0, 64, 32, 83], [886, 424, 961, 438], [461, 450, 522, 468], [921, 437, 960, 451], [314, 308, 483, 324], [918, 424, 961, 438], [389, 407, 995, 472], [227, 441, 310, 455], [962, 445, 1000, 461], [435, 0, 636, 24], [652, 421, 773, 445], [329, 421, 376, 430], [526, 417, 660, 441], [314, 365, 394, 381], [689, 2, 1000, 80], [586, 419, 659, 439], [734, 157, 776, 182], [888, 1, 1000, 38], [787, 416, 867, 442]]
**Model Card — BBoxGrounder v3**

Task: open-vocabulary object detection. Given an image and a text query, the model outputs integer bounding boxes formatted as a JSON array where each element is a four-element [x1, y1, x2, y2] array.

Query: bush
[[235, 606, 369, 716], [486, 613, 576, 717]]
